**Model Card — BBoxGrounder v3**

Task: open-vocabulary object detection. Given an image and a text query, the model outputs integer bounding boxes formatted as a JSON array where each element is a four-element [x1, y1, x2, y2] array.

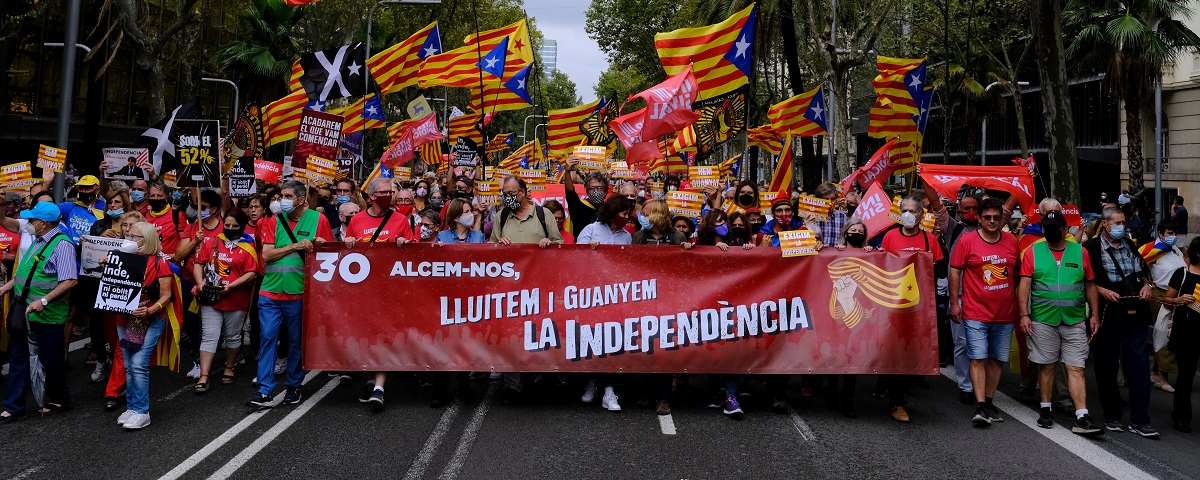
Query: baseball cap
[[20, 202, 61, 222], [76, 175, 100, 187], [1041, 210, 1066, 230]]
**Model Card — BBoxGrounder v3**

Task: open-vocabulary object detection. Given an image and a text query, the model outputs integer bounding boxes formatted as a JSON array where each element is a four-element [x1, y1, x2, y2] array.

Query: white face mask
[[118, 239, 139, 253], [458, 213, 475, 227], [269, 200, 282, 215], [21, 221, 37, 234], [900, 211, 918, 229]]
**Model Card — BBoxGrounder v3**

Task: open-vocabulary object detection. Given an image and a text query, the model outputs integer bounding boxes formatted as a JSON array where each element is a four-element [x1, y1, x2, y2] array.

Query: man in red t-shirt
[[344, 178, 417, 247], [879, 195, 943, 424], [948, 197, 1020, 426]]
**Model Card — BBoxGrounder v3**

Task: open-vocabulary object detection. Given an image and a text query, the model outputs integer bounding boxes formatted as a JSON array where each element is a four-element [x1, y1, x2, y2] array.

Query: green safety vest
[[1030, 241, 1087, 326], [261, 210, 319, 295], [15, 233, 71, 324]]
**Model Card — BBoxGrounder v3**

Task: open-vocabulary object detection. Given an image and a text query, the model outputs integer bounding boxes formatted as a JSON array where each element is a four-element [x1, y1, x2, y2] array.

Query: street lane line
[[158, 384, 192, 402], [437, 383, 499, 480], [205, 375, 343, 480], [940, 368, 1155, 480], [11, 465, 44, 480], [157, 370, 321, 480], [402, 399, 465, 480], [787, 407, 816, 441], [658, 414, 677, 435]]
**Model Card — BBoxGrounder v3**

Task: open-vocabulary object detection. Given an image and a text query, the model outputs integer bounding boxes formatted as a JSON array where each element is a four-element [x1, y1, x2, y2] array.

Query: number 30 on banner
[[313, 252, 370, 284]]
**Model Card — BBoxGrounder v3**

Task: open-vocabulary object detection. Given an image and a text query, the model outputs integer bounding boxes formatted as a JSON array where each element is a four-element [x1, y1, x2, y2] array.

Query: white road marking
[[658, 413, 677, 435], [402, 399, 465, 480], [69, 338, 88, 352], [158, 384, 192, 402], [205, 375, 343, 480], [787, 406, 816, 441], [939, 368, 1155, 480], [437, 383, 499, 480], [157, 370, 320, 480], [11, 465, 44, 480]]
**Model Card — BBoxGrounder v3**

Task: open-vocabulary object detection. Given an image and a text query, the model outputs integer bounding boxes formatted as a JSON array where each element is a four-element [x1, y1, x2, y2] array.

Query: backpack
[[499, 205, 549, 239]]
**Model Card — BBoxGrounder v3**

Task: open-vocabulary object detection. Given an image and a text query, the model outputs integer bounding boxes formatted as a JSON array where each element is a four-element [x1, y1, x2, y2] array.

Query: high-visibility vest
[[15, 233, 71, 324], [1030, 241, 1088, 326], [261, 210, 319, 295]]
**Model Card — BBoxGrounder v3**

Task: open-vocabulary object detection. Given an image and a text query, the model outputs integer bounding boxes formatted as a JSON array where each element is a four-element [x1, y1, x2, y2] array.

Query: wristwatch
[[40, 297, 48, 306]]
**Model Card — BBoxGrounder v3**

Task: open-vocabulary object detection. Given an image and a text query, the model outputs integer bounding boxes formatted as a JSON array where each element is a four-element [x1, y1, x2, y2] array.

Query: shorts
[[1028, 321, 1089, 368], [964, 320, 1015, 361]]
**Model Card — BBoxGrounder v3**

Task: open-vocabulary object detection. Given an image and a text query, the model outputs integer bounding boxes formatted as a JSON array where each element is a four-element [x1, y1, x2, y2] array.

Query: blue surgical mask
[[638, 215, 651, 231], [336, 195, 350, 205], [130, 190, 145, 202], [1165, 235, 1178, 247], [715, 224, 729, 237], [280, 199, 295, 214], [171, 191, 182, 202], [200, 209, 211, 220], [107, 209, 124, 218], [1109, 224, 1126, 240]]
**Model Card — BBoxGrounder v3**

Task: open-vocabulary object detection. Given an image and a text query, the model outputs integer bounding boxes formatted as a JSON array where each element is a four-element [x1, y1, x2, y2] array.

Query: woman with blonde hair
[[114, 222, 177, 430], [631, 199, 689, 247]]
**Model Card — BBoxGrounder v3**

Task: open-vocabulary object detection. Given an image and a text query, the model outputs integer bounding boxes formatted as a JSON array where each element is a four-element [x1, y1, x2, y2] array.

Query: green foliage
[[540, 69, 581, 111], [214, 0, 305, 81]]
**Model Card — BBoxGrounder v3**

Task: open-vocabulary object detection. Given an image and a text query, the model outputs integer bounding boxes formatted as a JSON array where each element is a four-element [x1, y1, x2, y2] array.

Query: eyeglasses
[[334, 188, 352, 194], [124, 234, 144, 241], [395, 198, 415, 205]]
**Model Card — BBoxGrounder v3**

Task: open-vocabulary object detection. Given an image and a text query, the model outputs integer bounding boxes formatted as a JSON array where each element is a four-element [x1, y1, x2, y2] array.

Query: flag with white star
[[298, 43, 367, 102], [478, 36, 509, 79], [135, 99, 201, 176], [766, 85, 827, 136], [503, 63, 534, 104], [654, 4, 755, 100]]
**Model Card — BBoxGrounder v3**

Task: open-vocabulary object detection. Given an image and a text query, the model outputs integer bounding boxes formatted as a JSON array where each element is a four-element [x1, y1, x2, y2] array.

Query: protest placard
[[172, 119, 222, 187], [572, 146, 606, 171], [0, 162, 35, 191], [93, 251, 147, 314], [688, 166, 720, 189], [779, 228, 820, 257], [667, 191, 703, 218], [81, 236, 128, 278], [37, 144, 65, 173], [476, 180, 500, 206], [101, 148, 150, 180], [293, 110, 344, 171], [796, 195, 832, 222], [228, 156, 256, 197]]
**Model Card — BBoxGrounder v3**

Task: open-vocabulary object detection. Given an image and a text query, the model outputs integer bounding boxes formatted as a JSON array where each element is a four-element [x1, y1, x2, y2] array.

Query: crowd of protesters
[[0, 158, 1194, 440]]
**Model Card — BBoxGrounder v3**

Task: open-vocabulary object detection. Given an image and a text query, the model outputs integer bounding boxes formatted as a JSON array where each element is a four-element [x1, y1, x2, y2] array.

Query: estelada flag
[[368, 21, 441, 95], [547, 100, 601, 157], [485, 133, 515, 153], [418, 19, 533, 88], [747, 124, 785, 155], [468, 63, 534, 113], [1139, 240, 1171, 264], [767, 85, 828, 136], [330, 94, 386, 135], [499, 139, 543, 171], [654, 3, 754, 100], [766, 135, 793, 194], [873, 56, 926, 116]]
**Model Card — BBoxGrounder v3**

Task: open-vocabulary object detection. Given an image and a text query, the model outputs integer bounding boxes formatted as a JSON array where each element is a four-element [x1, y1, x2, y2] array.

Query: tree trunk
[[780, 0, 820, 191], [1012, 85, 1029, 157], [1030, 0, 1080, 205], [965, 119, 980, 165], [1124, 94, 1146, 197], [832, 68, 854, 179], [141, 51, 166, 120]]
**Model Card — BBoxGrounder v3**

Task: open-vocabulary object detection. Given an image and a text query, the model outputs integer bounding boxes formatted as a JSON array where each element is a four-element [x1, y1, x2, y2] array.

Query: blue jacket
[[759, 217, 805, 247]]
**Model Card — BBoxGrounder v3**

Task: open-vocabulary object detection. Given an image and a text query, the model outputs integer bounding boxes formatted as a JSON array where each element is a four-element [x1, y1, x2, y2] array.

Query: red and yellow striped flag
[[499, 139, 542, 170], [767, 135, 793, 193], [747, 124, 785, 155], [873, 56, 926, 115], [671, 124, 698, 153], [468, 77, 533, 113], [289, 60, 302, 92], [329, 94, 386, 135], [446, 112, 484, 146], [546, 100, 599, 158], [718, 154, 741, 179], [654, 4, 754, 100], [418, 19, 533, 88], [767, 85, 828, 136], [867, 97, 918, 138], [368, 21, 440, 95], [263, 90, 309, 146], [387, 121, 409, 143], [419, 142, 443, 165]]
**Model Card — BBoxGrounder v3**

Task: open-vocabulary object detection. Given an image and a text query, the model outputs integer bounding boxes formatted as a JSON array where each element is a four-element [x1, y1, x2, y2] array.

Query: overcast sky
[[525, 0, 608, 103]]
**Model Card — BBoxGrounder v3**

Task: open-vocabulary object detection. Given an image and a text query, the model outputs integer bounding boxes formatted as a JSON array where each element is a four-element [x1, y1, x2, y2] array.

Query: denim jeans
[[4, 321, 69, 416], [117, 317, 165, 415], [951, 320, 972, 392], [256, 297, 305, 396]]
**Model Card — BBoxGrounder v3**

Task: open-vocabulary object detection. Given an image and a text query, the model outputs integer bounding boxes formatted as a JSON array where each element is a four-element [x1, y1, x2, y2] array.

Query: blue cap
[[20, 202, 61, 222]]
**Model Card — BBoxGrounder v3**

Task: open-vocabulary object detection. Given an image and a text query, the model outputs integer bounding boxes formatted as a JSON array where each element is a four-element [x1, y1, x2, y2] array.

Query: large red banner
[[303, 245, 939, 374]]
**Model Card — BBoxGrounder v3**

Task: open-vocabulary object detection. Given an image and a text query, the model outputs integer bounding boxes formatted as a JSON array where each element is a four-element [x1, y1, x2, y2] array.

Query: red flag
[[919, 164, 1036, 216], [610, 108, 648, 149], [857, 182, 895, 237], [254, 159, 282, 184], [851, 138, 900, 190], [1012, 155, 1035, 170], [626, 140, 664, 164], [409, 114, 443, 146], [635, 66, 701, 140], [380, 127, 415, 168]]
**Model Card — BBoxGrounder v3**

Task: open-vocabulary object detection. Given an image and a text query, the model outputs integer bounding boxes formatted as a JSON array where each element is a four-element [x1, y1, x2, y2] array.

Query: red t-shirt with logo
[[950, 230, 1020, 323], [195, 235, 261, 311], [0, 223, 20, 258], [346, 209, 418, 243], [183, 219, 224, 284], [881, 229, 945, 261], [146, 208, 194, 257]]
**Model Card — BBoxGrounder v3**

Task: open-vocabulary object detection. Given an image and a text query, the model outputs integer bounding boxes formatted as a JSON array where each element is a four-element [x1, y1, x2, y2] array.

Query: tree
[[92, 0, 202, 120], [540, 69, 581, 111], [214, 0, 306, 103], [1031, 0, 1081, 205], [585, 0, 680, 99], [1066, 0, 1200, 199]]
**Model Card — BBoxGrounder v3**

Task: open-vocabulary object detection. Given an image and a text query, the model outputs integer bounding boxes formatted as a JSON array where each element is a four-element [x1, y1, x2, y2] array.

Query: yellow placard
[[796, 195, 832, 221], [572, 146, 607, 170], [392, 166, 412, 180], [37, 144, 65, 173], [779, 228, 820, 257], [476, 180, 500, 206], [650, 181, 665, 199], [760, 191, 781, 212], [0, 162, 35, 191], [667, 190, 703, 218], [305, 156, 337, 185], [688, 166, 721, 189]]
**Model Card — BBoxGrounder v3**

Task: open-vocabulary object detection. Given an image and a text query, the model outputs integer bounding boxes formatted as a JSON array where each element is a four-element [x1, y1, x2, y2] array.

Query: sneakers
[[656, 401, 672, 416], [117, 410, 135, 426], [581, 379, 598, 403], [1038, 407, 1054, 428], [1073, 414, 1103, 436], [722, 397, 744, 419], [959, 390, 975, 406], [90, 360, 110, 383], [601, 388, 621, 412], [123, 412, 151, 430], [985, 402, 1004, 423], [186, 362, 201, 380], [281, 387, 303, 406], [1129, 423, 1161, 438], [890, 406, 910, 423], [274, 358, 287, 375], [246, 392, 273, 409], [972, 405, 991, 427], [1155, 382, 1176, 393], [358, 383, 375, 403], [1104, 419, 1125, 432], [367, 390, 385, 412]]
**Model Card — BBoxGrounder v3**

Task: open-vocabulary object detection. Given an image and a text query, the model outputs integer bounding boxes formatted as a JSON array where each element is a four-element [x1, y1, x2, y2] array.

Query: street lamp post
[[1153, 20, 1164, 225], [826, 0, 837, 182], [981, 80, 1030, 166], [201, 77, 240, 128], [366, 0, 442, 93], [522, 114, 547, 143], [44, 0, 83, 203]]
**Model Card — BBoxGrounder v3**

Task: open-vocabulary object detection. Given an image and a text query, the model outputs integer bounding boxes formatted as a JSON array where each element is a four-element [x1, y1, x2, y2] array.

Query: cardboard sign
[[229, 156, 256, 197], [518, 169, 546, 192], [796, 195, 832, 222], [857, 183, 894, 237], [779, 228, 820, 257], [688, 166, 721, 189], [573, 146, 606, 170], [254, 159, 282, 184], [80, 236, 128, 278], [102, 148, 150, 180], [294, 110, 344, 171], [452, 137, 480, 168], [0, 162, 35, 191], [922, 212, 936, 232], [37, 144, 65, 173], [1189, 283, 1200, 314], [173, 119, 222, 188], [667, 191, 703, 218], [392, 166, 412, 180], [760, 191, 781, 212], [476, 180, 500, 206], [305, 155, 338, 185], [650, 181, 665, 199], [93, 251, 147, 314]]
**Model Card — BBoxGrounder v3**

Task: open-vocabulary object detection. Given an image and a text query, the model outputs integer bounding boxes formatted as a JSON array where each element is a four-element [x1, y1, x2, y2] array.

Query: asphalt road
[[1, 340, 1198, 480]]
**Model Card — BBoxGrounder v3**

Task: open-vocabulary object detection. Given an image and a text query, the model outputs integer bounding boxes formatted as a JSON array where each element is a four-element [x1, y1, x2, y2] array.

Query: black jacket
[[1082, 236, 1147, 298]]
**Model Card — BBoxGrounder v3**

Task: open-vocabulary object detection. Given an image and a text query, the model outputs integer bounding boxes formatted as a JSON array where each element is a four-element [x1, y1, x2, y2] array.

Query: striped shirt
[[30, 226, 79, 282], [1099, 234, 1141, 284]]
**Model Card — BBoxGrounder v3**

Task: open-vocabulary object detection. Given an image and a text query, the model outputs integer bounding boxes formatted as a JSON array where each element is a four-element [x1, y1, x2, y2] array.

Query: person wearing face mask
[[878, 196, 945, 423], [758, 190, 806, 247], [79, 189, 134, 382], [428, 188, 446, 212], [562, 157, 608, 237], [1161, 236, 1200, 432], [143, 182, 196, 263], [1081, 206, 1160, 437], [1142, 220, 1184, 394], [439, 176, 476, 221], [576, 195, 635, 413], [248, 180, 332, 410], [810, 183, 849, 247], [429, 199, 484, 407], [97, 211, 146, 412], [318, 180, 358, 235], [418, 211, 442, 243], [632, 200, 688, 247], [51, 174, 105, 245], [413, 180, 431, 212], [0, 202, 79, 424], [542, 200, 575, 245], [192, 209, 259, 394], [336, 202, 361, 242], [673, 216, 695, 239], [129, 179, 151, 214], [697, 210, 753, 252], [1018, 198, 1077, 253], [344, 179, 418, 248], [733, 181, 760, 212]]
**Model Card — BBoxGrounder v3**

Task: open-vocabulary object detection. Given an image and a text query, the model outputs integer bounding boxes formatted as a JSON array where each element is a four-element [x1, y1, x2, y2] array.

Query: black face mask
[[846, 205, 857, 217], [223, 228, 244, 239], [1044, 227, 1064, 244], [148, 198, 168, 211], [78, 192, 95, 203], [845, 232, 867, 248], [751, 221, 765, 232], [455, 189, 472, 199], [737, 193, 755, 207], [731, 226, 747, 239]]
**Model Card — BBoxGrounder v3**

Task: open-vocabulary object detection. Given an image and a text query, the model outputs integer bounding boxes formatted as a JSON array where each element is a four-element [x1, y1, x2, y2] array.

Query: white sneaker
[[186, 362, 201, 379], [489, 371, 502, 380], [601, 388, 621, 412], [123, 412, 151, 430], [274, 358, 287, 375], [581, 379, 598, 403], [90, 361, 108, 382], [117, 410, 135, 426]]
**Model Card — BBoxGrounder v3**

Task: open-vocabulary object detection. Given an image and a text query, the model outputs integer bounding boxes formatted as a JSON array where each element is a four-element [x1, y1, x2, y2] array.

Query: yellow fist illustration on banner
[[827, 257, 920, 329]]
